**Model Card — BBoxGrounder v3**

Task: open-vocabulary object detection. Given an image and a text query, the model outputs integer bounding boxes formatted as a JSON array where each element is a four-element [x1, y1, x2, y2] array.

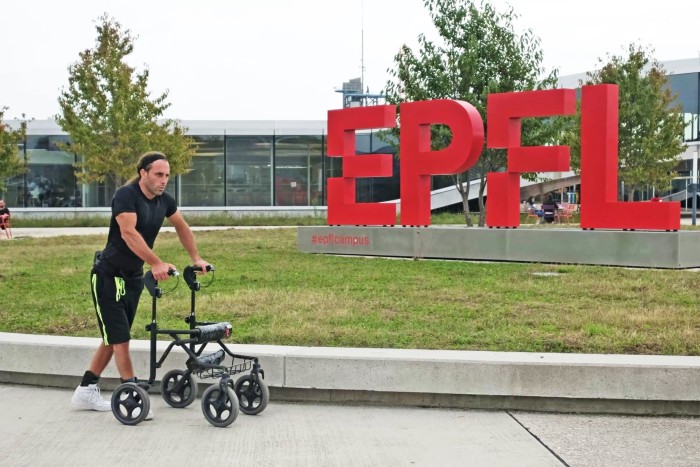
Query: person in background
[[541, 194, 559, 224], [525, 196, 544, 223], [0, 199, 10, 231], [71, 152, 211, 417]]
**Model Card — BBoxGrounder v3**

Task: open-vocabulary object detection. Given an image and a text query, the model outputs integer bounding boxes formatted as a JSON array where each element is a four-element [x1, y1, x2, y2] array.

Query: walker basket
[[190, 355, 253, 380]]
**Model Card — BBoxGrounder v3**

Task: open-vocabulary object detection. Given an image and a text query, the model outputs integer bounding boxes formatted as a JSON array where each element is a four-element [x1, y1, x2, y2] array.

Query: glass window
[[354, 132, 399, 203], [179, 136, 225, 206], [668, 73, 699, 142], [26, 135, 79, 207], [225, 136, 272, 206], [274, 135, 324, 206], [3, 173, 25, 208]]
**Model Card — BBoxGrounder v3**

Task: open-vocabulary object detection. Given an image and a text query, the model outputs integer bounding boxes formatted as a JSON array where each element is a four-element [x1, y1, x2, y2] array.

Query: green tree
[[0, 108, 28, 194], [565, 44, 686, 201], [57, 14, 194, 191], [384, 0, 561, 226]]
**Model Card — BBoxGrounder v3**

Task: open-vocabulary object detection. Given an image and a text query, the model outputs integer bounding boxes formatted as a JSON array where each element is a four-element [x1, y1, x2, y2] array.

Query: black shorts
[[90, 264, 144, 345]]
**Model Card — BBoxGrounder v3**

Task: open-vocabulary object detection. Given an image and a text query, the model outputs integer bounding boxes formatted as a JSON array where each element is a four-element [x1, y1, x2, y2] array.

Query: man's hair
[[127, 152, 168, 184]]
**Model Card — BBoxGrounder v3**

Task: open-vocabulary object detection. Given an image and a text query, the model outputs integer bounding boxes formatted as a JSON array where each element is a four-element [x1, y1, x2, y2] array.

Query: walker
[[110, 265, 269, 427]]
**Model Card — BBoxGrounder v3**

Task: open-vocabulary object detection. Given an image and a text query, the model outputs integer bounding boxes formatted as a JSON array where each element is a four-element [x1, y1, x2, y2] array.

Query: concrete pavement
[[7, 225, 292, 238], [2, 383, 699, 466], [4, 216, 698, 239], [3, 383, 700, 467]]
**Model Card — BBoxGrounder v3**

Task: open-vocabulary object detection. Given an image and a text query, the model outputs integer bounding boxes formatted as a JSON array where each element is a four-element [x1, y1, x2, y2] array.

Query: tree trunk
[[460, 171, 473, 227], [453, 172, 473, 227], [478, 173, 487, 227]]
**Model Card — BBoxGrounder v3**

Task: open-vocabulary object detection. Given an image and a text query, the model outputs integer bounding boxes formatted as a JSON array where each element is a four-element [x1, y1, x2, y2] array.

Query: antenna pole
[[361, 0, 364, 93]]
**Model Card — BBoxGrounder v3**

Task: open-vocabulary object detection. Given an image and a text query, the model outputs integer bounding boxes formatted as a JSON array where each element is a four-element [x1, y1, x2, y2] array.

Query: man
[[541, 194, 559, 224], [0, 199, 10, 230], [71, 151, 210, 416]]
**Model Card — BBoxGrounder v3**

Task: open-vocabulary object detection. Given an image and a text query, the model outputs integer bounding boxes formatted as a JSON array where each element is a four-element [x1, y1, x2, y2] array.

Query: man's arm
[[116, 212, 174, 280], [168, 210, 210, 273]]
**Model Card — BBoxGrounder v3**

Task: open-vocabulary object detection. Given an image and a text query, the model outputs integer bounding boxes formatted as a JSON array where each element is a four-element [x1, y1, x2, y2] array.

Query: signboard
[[326, 84, 680, 231]]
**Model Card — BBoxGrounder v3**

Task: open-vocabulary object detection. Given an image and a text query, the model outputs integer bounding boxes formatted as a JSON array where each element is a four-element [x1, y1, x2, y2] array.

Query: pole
[[693, 145, 699, 226]]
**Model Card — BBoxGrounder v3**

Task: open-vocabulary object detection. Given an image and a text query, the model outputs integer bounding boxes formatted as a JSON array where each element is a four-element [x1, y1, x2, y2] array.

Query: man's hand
[[152, 262, 177, 281], [193, 258, 211, 275]]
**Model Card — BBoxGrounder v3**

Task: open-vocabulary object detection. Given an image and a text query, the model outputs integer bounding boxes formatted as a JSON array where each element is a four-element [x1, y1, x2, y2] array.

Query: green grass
[[1, 228, 699, 355]]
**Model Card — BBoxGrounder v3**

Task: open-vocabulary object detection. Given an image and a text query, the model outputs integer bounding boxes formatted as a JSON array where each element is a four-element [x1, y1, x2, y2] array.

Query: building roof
[[558, 57, 700, 88]]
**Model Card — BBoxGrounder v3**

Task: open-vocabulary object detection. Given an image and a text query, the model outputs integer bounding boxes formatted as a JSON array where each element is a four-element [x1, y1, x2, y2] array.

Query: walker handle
[[183, 264, 214, 291]]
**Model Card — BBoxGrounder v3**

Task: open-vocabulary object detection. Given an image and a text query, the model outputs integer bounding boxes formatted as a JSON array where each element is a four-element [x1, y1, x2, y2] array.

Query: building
[[3, 58, 699, 214]]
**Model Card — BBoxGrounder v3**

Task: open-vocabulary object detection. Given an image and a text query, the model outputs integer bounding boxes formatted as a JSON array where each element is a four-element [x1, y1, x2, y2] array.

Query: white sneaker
[[145, 409, 154, 420], [71, 384, 111, 412]]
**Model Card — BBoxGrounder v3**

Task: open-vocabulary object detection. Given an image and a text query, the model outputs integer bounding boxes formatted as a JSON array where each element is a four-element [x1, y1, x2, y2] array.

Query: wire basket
[[193, 358, 253, 380]]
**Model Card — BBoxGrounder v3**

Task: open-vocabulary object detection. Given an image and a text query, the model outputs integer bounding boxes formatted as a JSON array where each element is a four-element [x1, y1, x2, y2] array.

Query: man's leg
[[72, 269, 120, 411], [112, 341, 134, 380], [88, 342, 114, 376]]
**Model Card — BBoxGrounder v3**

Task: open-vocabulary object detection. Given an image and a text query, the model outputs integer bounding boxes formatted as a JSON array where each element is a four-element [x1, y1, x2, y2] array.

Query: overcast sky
[[1, 0, 698, 121]]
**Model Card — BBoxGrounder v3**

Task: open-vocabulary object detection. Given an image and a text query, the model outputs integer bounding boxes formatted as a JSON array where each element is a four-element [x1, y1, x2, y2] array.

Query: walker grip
[[183, 264, 214, 291], [195, 322, 232, 343]]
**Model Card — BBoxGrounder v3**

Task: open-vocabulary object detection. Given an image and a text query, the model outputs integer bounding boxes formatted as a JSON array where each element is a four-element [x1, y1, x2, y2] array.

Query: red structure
[[399, 100, 484, 226], [486, 89, 576, 227], [577, 85, 679, 230], [326, 85, 680, 231], [327, 105, 397, 225]]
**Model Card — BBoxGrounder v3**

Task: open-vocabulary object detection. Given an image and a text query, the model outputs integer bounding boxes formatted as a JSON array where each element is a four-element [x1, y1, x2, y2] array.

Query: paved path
[[9, 225, 294, 238], [2, 383, 699, 467], [5, 218, 698, 239]]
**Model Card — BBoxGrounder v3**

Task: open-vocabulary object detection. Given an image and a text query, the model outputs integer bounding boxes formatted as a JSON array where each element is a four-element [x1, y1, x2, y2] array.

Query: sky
[[1, 0, 699, 122]]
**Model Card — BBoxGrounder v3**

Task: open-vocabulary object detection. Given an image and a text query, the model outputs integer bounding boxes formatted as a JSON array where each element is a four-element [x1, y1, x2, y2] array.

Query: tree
[[57, 14, 194, 190], [384, 0, 561, 226], [565, 44, 686, 201], [0, 108, 28, 193]]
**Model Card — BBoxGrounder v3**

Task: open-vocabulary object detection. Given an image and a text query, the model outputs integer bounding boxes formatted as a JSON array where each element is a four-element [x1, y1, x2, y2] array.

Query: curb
[[2, 332, 700, 415]]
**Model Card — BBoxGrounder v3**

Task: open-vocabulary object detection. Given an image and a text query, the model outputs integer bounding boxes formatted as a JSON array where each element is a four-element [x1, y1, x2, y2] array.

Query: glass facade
[[226, 135, 273, 207], [2, 127, 402, 209], [180, 135, 225, 206], [274, 135, 324, 207], [7, 135, 81, 208], [668, 73, 700, 142]]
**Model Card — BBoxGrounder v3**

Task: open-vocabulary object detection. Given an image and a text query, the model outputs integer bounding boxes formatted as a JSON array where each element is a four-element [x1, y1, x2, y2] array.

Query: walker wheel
[[201, 384, 239, 428], [161, 369, 198, 408], [111, 383, 150, 426], [234, 374, 269, 415]]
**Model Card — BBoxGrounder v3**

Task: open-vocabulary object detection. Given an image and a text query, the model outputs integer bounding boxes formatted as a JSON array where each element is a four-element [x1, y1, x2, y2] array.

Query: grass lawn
[[1, 226, 699, 355]]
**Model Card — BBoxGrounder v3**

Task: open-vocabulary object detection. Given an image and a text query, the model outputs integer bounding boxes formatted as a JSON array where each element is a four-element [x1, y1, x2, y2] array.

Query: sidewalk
[[2, 383, 699, 466], [8, 225, 293, 238], [4, 218, 697, 240]]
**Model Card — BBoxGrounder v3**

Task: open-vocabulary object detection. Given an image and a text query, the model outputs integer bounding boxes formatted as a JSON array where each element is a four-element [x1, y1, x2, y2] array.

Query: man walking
[[71, 151, 210, 416]]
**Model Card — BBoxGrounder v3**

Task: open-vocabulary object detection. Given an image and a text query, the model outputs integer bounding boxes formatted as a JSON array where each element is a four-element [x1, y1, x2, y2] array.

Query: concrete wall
[[2, 332, 700, 415], [299, 226, 700, 269]]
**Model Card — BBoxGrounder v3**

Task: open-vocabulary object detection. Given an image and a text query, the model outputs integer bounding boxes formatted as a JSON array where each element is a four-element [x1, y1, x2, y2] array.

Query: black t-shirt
[[100, 182, 177, 273], [0, 207, 9, 217]]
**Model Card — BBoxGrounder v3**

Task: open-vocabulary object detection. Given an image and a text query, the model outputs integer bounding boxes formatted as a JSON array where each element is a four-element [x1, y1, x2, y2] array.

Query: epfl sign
[[326, 84, 680, 231]]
